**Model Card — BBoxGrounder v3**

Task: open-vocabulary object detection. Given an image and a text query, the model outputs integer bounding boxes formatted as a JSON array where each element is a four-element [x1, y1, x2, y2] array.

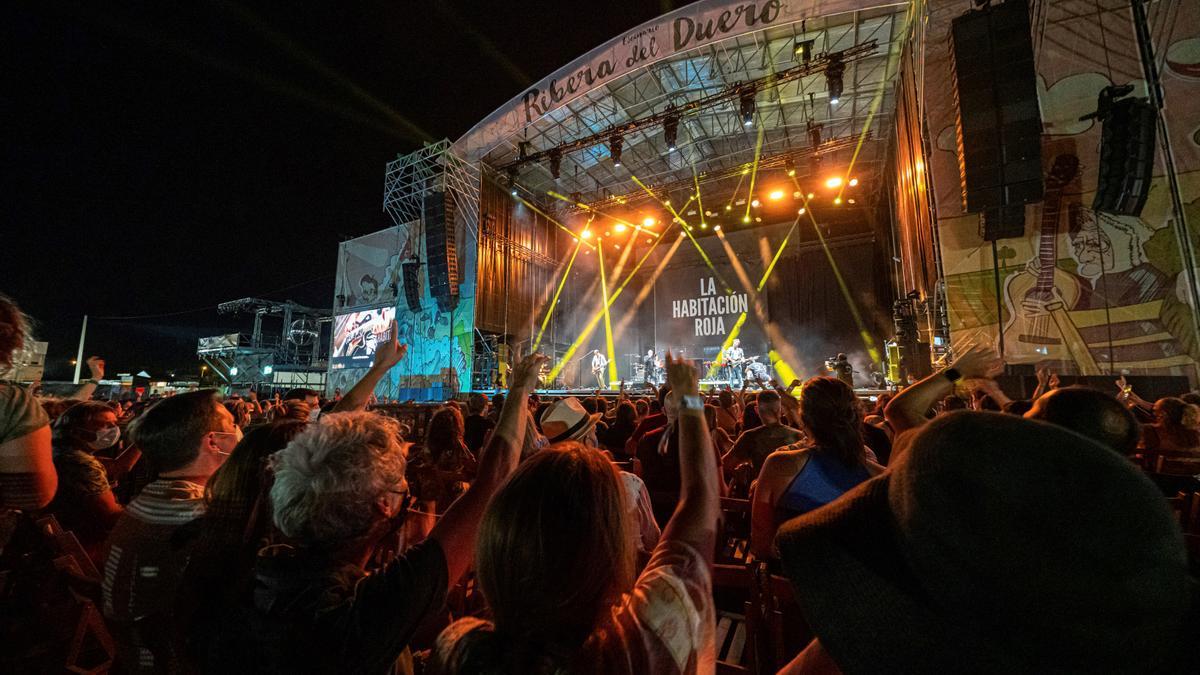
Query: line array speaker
[[1093, 97, 1156, 216], [423, 190, 460, 312], [949, 0, 1043, 241], [401, 259, 423, 312]]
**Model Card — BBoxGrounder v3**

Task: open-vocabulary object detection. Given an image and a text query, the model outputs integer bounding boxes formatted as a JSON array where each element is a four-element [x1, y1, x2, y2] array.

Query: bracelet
[[678, 394, 704, 415]]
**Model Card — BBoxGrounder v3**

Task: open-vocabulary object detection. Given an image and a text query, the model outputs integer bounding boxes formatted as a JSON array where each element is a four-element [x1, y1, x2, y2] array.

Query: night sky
[[3, 0, 670, 379]]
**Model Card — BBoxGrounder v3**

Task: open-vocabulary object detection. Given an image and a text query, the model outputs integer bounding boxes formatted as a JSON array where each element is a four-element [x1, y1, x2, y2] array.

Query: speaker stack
[[949, 0, 1043, 241], [422, 190, 460, 312], [401, 259, 423, 312], [1093, 95, 1156, 217]]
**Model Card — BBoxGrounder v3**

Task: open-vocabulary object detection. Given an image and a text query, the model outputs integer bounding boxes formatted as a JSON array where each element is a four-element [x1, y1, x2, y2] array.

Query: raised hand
[[665, 351, 699, 397], [510, 352, 550, 391], [371, 320, 408, 371], [86, 356, 105, 380], [1047, 370, 1061, 389]]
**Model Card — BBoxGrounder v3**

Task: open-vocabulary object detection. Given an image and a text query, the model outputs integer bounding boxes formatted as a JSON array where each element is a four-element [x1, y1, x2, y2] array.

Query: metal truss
[[384, 139, 482, 242], [481, 6, 908, 208]]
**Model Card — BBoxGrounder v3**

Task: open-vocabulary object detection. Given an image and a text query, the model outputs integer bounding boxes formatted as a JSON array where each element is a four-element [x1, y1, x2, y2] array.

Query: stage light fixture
[[263, 365, 273, 375], [739, 89, 756, 127], [798, 207, 807, 215], [834, 197, 843, 205], [742, 167, 750, 175], [769, 189, 785, 201], [609, 135, 623, 166], [700, 222, 708, 229], [742, 215, 751, 223], [825, 176, 843, 189], [581, 229, 593, 239], [755, 217, 762, 223], [725, 204, 733, 211], [714, 225, 722, 231], [510, 187, 519, 197], [849, 177, 859, 186], [664, 114, 679, 152], [807, 192, 815, 199], [548, 150, 562, 179], [807, 121, 822, 148], [785, 157, 796, 176], [848, 198, 856, 204], [642, 216, 656, 228], [229, 366, 239, 376], [751, 199, 761, 208], [826, 54, 845, 105], [615, 223, 627, 233], [605, 230, 611, 237], [518, 140, 532, 160], [793, 190, 802, 199], [794, 39, 814, 61]]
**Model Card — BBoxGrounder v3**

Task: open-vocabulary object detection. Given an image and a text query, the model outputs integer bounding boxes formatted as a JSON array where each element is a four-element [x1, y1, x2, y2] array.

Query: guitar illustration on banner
[[1001, 154, 1101, 374]]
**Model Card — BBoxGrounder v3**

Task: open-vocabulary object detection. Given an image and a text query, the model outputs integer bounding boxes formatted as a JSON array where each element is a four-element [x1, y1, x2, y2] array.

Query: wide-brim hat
[[776, 411, 1198, 673], [538, 397, 601, 444]]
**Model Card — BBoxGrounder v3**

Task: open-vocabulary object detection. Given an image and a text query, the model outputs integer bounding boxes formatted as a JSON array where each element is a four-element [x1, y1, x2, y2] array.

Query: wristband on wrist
[[678, 394, 704, 415]]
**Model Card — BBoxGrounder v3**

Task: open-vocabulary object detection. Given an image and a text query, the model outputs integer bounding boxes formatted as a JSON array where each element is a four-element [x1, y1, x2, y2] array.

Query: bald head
[[1025, 386, 1139, 456]]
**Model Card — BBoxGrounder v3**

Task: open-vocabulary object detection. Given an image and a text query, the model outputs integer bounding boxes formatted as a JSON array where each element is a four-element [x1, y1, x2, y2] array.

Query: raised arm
[[660, 352, 719, 562], [332, 320, 407, 413], [884, 345, 1001, 435], [68, 356, 105, 400], [428, 351, 548, 586]]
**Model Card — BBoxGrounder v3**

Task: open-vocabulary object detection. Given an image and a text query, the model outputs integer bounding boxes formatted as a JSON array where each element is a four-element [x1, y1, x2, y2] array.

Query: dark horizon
[[3, 1, 666, 380]]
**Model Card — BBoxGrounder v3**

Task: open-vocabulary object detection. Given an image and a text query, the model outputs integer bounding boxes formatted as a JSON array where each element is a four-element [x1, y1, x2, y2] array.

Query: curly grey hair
[[271, 411, 408, 544]]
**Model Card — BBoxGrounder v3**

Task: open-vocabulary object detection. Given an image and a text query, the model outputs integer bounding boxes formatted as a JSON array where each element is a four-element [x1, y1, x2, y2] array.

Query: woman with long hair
[[596, 399, 639, 459], [425, 405, 477, 476], [1142, 397, 1200, 458], [45, 400, 127, 559], [0, 294, 55, 510], [431, 354, 717, 675], [750, 377, 884, 560]]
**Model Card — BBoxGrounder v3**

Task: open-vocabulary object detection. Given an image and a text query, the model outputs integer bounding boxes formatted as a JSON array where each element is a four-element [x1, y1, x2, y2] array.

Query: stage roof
[[454, 1, 913, 211]]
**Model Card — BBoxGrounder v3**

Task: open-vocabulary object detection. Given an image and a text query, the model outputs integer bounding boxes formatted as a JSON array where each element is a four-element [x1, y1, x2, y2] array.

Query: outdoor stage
[[320, 0, 1200, 402]]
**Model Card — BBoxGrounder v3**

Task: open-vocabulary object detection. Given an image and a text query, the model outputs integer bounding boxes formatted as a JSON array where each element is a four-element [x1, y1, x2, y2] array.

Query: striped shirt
[[101, 479, 207, 673]]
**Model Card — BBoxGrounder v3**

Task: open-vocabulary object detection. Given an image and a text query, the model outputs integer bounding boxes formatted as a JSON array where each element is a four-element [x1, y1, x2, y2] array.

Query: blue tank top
[[776, 449, 871, 519]]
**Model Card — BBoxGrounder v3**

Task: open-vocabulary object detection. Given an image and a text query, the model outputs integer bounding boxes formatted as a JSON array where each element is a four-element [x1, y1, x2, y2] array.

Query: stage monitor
[[331, 307, 395, 370]]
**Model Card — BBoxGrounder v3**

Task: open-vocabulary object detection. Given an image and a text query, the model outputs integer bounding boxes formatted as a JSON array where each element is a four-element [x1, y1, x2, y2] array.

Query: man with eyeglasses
[[100, 389, 237, 674]]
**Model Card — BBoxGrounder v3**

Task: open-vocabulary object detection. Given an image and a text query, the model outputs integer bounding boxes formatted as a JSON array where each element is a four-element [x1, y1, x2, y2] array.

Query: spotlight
[[700, 222, 708, 229], [664, 113, 679, 152], [742, 215, 751, 223], [610, 135, 623, 166], [825, 176, 843, 189], [739, 89, 756, 127], [848, 198, 856, 204], [807, 192, 815, 199], [229, 366, 239, 376], [549, 150, 562, 179], [581, 229, 593, 239], [848, 177, 859, 187], [769, 189, 785, 201], [826, 53, 845, 105], [834, 197, 843, 205], [798, 207, 807, 215], [725, 204, 733, 211], [510, 187, 519, 197], [714, 225, 722, 231], [785, 157, 796, 176], [755, 217, 762, 223], [518, 140, 532, 160], [642, 216, 656, 228], [751, 199, 761, 208], [793, 190, 802, 199], [263, 365, 273, 375], [615, 223, 627, 233]]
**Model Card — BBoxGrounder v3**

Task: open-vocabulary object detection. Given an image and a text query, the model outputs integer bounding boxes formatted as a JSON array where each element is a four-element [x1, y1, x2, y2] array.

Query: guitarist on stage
[[723, 339, 745, 388], [590, 350, 609, 389]]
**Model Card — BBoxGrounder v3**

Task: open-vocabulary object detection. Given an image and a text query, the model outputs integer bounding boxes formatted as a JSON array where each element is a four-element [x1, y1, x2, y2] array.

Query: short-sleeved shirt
[[0, 382, 48, 444], [225, 539, 449, 675], [728, 423, 802, 474]]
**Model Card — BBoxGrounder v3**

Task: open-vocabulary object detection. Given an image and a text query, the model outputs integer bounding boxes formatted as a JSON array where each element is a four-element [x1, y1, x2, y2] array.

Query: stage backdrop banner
[[921, 0, 1200, 380]]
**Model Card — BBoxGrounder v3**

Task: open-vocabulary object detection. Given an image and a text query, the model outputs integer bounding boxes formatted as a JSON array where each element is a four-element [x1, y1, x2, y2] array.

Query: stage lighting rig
[[518, 140, 533, 161], [807, 120, 823, 147], [609, 134, 623, 166], [826, 54, 845, 105], [739, 89, 756, 127], [663, 113, 679, 152], [785, 157, 796, 176], [549, 149, 562, 179], [794, 39, 814, 62]]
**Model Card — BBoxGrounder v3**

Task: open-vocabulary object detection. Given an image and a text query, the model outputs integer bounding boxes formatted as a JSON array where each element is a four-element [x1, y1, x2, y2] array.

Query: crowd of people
[[1, 291, 1198, 673]]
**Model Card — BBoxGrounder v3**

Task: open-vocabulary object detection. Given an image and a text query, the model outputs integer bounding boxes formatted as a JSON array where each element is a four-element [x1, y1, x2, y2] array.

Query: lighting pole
[[73, 314, 88, 384]]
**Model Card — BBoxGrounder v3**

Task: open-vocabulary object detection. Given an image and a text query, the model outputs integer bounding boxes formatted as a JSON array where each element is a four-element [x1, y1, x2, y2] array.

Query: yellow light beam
[[546, 224, 677, 382], [629, 174, 732, 293], [532, 236, 583, 351], [545, 191, 660, 239], [596, 242, 618, 389], [743, 120, 766, 224]]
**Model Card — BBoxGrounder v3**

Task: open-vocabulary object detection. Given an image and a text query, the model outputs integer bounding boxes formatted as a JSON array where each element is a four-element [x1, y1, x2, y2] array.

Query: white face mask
[[88, 426, 121, 451]]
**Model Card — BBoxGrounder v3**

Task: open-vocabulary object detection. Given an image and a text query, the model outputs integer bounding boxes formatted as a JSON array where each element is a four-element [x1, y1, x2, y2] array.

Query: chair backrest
[[761, 573, 815, 673], [716, 497, 753, 565], [1156, 455, 1200, 476], [711, 562, 762, 674]]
